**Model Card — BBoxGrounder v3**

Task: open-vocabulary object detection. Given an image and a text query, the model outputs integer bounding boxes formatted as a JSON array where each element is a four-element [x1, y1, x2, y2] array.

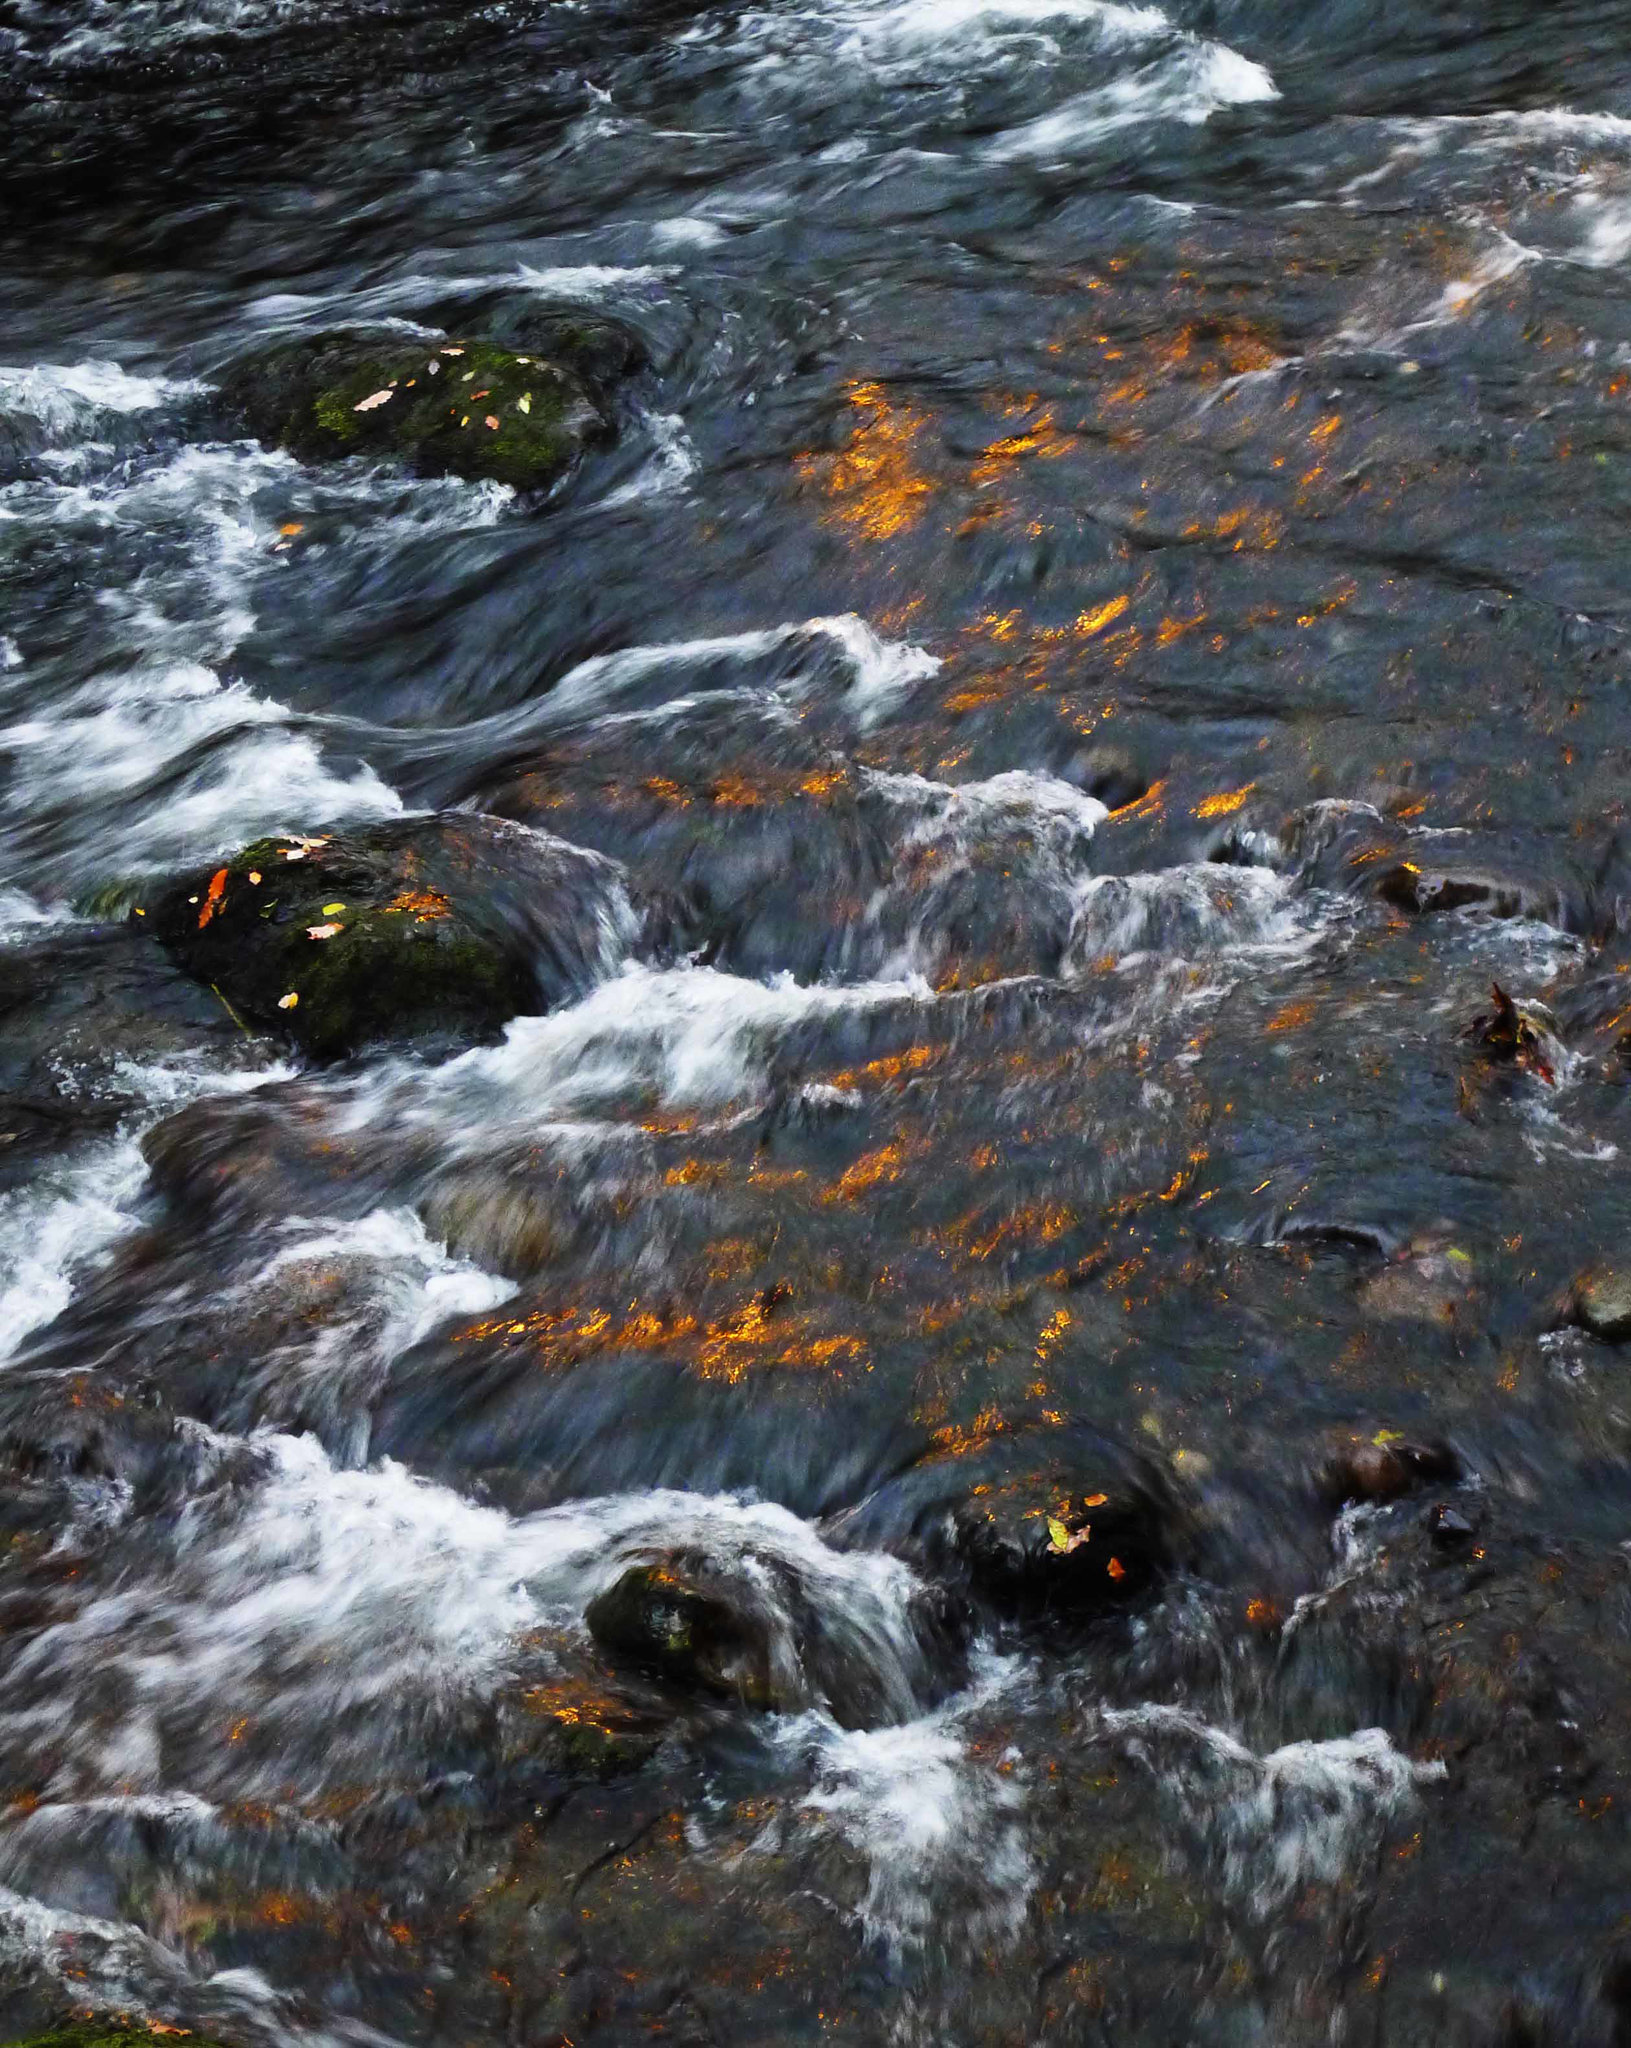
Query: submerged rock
[[145, 813, 630, 1059], [1317, 1432, 1461, 1507], [1355, 1228, 1477, 1324], [223, 330, 612, 489]]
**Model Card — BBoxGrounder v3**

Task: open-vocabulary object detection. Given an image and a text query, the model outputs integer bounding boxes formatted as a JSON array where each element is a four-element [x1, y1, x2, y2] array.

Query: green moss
[[2, 2029, 234, 2048], [279, 338, 591, 488]]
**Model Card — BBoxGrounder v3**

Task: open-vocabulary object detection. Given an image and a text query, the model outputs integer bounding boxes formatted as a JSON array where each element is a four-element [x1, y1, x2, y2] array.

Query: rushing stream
[[9, 0, 1631, 2041]]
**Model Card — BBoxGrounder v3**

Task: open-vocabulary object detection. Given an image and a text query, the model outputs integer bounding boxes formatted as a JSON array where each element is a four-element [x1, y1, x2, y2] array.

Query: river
[[4, 0, 1631, 2041]]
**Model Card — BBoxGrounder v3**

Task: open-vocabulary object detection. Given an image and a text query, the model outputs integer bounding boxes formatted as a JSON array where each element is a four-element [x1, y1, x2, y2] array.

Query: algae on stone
[[226, 332, 609, 490]]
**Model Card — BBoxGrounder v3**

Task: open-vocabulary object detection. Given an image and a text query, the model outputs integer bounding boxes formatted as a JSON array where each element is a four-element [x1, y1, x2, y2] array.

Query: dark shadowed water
[[8, 0, 1631, 2041]]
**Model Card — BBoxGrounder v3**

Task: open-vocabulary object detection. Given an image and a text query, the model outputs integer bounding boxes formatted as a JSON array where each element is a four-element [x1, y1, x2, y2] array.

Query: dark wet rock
[[0, 924, 258, 1099], [586, 1559, 784, 1712], [0, 405, 50, 486], [833, 1423, 1181, 1629], [1318, 1432, 1461, 1507], [222, 330, 612, 489], [1281, 805, 1594, 933], [1561, 1265, 1631, 1343], [145, 813, 630, 1059], [585, 1551, 948, 1729], [1465, 980, 1560, 1084]]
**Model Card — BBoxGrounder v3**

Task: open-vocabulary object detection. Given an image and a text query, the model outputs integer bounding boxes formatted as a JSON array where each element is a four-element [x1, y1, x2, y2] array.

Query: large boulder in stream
[[145, 813, 632, 1059], [222, 325, 626, 489]]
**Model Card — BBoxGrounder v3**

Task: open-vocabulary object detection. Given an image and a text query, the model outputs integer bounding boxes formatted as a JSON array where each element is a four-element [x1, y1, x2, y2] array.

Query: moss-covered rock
[[223, 331, 610, 489], [144, 813, 631, 1060], [0, 2030, 234, 2048]]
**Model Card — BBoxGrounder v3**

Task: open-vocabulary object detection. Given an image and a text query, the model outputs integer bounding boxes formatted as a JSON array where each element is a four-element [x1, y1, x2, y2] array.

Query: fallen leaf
[[462, 370, 475, 382], [197, 866, 229, 930], [1046, 1517, 1070, 1551], [1106, 1556, 1127, 1580], [428, 360, 441, 375], [306, 922, 343, 940], [1082, 1492, 1109, 1507], [278, 992, 299, 1010], [517, 393, 532, 414], [320, 901, 345, 916], [134, 907, 145, 917], [278, 521, 304, 537], [472, 388, 490, 400], [441, 346, 465, 356], [514, 355, 532, 364], [353, 389, 394, 413], [281, 848, 307, 862], [248, 870, 262, 884], [460, 415, 470, 427], [1372, 1428, 1404, 1446], [485, 414, 500, 430]]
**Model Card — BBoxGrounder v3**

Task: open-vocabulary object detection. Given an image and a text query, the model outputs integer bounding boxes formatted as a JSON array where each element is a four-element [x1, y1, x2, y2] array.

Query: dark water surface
[[7, 0, 1631, 2041]]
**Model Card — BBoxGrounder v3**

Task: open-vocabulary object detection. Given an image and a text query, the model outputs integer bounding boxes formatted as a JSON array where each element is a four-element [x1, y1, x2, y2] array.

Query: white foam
[[0, 1433, 934, 1798], [651, 216, 729, 249], [1, 659, 404, 875], [536, 614, 939, 730], [1100, 1703, 1441, 1917], [359, 961, 934, 1147], [989, 39, 1277, 159], [599, 409, 699, 508], [797, 1654, 1032, 1956], [0, 1058, 293, 1367], [1065, 862, 1313, 969], [0, 361, 203, 435]]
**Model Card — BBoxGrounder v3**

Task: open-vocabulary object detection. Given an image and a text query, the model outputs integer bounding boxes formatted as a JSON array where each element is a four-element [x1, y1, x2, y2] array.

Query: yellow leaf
[[321, 902, 345, 916], [1046, 1517, 1070, 1551], [517, 393, 532, 414], [248, 870, 262, 884], [1373, 1428, 1403, 1446], [278, 992, 299, 1010]]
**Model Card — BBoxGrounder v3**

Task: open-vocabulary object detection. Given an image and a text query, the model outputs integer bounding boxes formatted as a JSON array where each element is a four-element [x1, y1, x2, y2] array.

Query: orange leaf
[[197, 867, 229, 930]]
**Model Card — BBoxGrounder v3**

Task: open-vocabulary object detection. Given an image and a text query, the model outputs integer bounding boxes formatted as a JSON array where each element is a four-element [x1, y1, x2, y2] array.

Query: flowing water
[[8, 0, 1631, 2041]]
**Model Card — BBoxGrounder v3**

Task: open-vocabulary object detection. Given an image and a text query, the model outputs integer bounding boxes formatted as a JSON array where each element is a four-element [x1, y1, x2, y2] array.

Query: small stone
[[1430, 1503, 1477, 1546]]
